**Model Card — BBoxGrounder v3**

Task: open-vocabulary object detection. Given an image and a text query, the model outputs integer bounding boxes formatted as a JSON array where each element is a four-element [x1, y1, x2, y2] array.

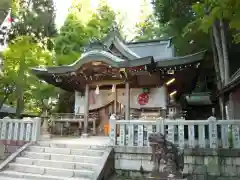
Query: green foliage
[[86, 4, 116, 39], [189, 0, 240, 43], [11, 0, 22, 16], [54, 1, 118, 65], [0, 0, 11, 23], [0, 0, 59, 115], [54, 13, 87, 65], [134, 15, 168, 41], [152, 0, 210, 55], [0, 70, 17, 108], [54, 91, 74, 113], [2, 36, 57, 115], [10, 0, 57, 41]]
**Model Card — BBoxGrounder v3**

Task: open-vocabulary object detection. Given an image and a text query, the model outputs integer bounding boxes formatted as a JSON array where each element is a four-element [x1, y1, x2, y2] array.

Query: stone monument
[[148, 132, 185, 180]]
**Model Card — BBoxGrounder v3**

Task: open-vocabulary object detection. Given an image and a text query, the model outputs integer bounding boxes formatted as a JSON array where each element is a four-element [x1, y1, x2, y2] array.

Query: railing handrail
[[115, 119, 240, 125], [110, 117, 240, 149], [0, 119, 34, 123], [52, 113, 84, 115], [0, 117, 37, 123], [0, 117, 41, 142]]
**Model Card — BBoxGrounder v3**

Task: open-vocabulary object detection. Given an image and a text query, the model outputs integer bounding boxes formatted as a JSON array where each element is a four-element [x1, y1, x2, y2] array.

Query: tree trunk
[[220, 19, 232, 119], [210, 29, 222, 89], [15, 58, 25, 118], [213, 21, 225, 85], [0, 94, 9, 110], [210, 28, 224, 119], [219, 20, 230, 85], [15, 87, 24, 118]]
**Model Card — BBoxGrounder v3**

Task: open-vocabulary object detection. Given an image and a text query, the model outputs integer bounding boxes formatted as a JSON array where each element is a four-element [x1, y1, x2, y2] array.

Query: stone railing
[[51, 113, 84, 120], [109, 117, 240, 149], [50, 113, 98, 136], [0, 117, 41, 144]]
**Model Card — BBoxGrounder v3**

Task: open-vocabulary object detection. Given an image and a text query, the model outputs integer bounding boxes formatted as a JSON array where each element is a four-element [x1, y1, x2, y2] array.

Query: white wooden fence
[[109, 117, 240, 149], [0, 117, 41, 142]]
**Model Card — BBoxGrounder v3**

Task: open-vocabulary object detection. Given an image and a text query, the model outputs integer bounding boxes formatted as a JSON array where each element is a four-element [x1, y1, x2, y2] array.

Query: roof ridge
[[127, 37, 173, 45]]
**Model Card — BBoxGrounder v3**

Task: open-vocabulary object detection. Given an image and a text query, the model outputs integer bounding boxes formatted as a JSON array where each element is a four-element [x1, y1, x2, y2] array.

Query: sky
[[54, 0, 152, 36]]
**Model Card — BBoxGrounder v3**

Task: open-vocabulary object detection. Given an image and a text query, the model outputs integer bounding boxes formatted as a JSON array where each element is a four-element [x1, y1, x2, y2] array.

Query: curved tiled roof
[[31, 50, 206, 75], [113, 36, 140, 59]]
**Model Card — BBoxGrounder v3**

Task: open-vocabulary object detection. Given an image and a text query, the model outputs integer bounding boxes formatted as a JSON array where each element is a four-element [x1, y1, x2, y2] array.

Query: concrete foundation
[[114, 146, 240, 179]]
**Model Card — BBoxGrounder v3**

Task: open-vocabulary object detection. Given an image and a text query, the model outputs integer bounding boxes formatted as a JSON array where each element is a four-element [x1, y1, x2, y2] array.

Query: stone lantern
[[167, 96, 182, 119], [41, 98, 51, 139]]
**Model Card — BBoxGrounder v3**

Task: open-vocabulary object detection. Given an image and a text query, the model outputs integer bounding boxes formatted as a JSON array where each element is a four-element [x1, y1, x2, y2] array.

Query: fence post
[[32, 117, 41, 142], [109, 114, 116, 146], [232, 124, 240, 148], [119, 123, 126, 146], [147, 124, 153, 146], [178, 120, 185, 149], [1, 118, 7, 140], [160, 118, 165, 134], [208, 116, 217, 148], [188, 124, 195, 148], [137, 124, 144, 146], [128, 122, 134, 146], [41, 112, 51, 140], [167, 123, 175, 143]]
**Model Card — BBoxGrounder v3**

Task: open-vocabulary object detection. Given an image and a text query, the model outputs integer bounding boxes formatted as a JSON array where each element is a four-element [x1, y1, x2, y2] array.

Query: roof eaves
[[155, 50, 206, 67]]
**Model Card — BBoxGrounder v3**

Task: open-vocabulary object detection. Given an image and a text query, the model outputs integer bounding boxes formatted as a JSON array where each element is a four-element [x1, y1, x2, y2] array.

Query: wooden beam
[[83, 84, 89, 136], [114, 88, 117, 114], [88, 79, 125, 86], [125, 82, 130, 120]]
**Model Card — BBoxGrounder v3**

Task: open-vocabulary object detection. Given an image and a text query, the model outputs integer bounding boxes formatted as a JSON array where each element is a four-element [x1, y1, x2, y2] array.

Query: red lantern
[[137, 92, 149, 105]]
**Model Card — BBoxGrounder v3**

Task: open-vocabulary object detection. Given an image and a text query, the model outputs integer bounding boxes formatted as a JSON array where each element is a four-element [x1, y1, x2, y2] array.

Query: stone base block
[[40, 133, 52, 140], [149, 171, 184, 180], [81, 133, 89, 138]]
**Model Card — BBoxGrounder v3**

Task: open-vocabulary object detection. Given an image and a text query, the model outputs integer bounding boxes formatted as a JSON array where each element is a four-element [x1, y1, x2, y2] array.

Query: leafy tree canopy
[[152, 0, 210, 55], [0, 0, 11, 23], [54, 1, 119, 65], [133, 15, 168, 41], [10, 0, 57, 41], [187, 0, 240, 43], [2, 36, 57, 114]]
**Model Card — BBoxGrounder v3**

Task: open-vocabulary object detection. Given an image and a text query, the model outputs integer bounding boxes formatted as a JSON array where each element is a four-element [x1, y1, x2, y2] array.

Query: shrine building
[[31, 31, 206, 136]]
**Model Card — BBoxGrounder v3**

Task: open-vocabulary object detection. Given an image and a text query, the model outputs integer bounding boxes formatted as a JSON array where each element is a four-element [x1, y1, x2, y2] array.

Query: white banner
[[74, 87, 167, 114]]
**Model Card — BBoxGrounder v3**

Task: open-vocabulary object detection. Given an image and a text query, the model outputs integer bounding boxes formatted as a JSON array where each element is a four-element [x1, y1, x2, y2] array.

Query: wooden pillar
[[83, 84, 89, 137], [125, 82, 130, 120], [114, 88, 117, 114]]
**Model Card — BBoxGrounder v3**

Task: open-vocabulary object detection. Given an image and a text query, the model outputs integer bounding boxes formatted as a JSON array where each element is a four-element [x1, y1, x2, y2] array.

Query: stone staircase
[[0, 141, 113, 180]]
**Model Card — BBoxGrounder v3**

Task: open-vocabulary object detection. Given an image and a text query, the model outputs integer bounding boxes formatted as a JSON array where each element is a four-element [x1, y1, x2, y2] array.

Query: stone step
[[8, 163, 94, 178], [37, 141, 108, 150], [28, 146, 104, 156], [0, 170, 92, 180], [22, 151, 101, 164], [15, 157, 98, 171], [0, 176, 26, 180]]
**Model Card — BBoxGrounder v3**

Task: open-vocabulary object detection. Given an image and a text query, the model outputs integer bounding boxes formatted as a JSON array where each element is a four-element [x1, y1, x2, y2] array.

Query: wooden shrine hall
[[31, 31, 206, 136]]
